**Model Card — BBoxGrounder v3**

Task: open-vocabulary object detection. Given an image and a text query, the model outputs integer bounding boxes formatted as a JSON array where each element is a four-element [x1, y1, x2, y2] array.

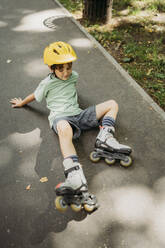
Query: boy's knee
[[56, 120, 72, 137], [109, 100, 119, 111]]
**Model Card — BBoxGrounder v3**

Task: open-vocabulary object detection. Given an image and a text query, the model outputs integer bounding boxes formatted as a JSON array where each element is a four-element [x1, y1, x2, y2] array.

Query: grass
[[58, 0, 82, 12], [58, 0, 165, 110]]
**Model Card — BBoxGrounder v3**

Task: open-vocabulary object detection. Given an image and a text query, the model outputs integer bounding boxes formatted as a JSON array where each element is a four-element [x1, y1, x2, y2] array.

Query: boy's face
[[54, 63, 72, 81]]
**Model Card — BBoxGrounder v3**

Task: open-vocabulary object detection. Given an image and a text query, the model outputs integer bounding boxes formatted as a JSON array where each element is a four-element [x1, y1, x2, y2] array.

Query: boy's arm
[[10, 93, 35, 108]]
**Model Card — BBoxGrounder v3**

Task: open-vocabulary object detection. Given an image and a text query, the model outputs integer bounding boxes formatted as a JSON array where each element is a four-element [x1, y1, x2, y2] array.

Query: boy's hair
[[51, 62, 72, 71]]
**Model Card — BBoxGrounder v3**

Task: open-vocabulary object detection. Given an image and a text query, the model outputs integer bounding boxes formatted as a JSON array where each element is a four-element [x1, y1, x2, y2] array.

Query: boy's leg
[[56, 120, 87, 191], [56, 120, 77, 158], [96, 99, 119, 121], [95, 100, 131, 153], [55, 120, 98, 211]]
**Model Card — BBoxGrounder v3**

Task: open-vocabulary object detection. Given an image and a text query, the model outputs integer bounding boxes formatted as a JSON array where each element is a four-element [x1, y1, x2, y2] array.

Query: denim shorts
[[52, 105, 99, 139]]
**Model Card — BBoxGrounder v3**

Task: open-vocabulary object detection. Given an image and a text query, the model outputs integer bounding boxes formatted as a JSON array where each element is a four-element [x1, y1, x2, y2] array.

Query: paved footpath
[[0, 0, 165, 247]]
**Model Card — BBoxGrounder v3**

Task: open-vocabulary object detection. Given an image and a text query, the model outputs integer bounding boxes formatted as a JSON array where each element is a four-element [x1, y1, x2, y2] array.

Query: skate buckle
[[64, 165, 80, 177]]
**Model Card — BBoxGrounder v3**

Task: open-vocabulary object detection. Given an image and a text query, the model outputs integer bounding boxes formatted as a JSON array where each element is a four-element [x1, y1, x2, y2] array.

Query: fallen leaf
[[115, 41, 122, 51], [146, 68, 153, 76], [26, 184, 31, 190], [40, 177, 48, 183]]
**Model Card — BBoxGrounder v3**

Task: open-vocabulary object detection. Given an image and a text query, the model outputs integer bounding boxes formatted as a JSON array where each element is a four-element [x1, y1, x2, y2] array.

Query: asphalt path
[[0, 0, 165, 247]]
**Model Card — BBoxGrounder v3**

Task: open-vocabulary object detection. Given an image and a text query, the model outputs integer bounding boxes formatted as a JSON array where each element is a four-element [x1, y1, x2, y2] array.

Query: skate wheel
[[55, 196, 68, 212], [84, 204, 95, 212], [71, 204, 82, 212], [105, 157, 115, 165], [120, 156, 132, 167], [89, 151, 100, 163]]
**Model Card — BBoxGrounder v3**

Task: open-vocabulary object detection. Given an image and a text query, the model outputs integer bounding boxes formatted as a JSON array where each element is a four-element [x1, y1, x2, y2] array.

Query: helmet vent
[[53, 49, 60, 55]]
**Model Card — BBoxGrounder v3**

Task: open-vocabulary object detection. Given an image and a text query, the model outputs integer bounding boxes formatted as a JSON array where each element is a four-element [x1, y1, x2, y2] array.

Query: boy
[[10, 41, 131, 211]]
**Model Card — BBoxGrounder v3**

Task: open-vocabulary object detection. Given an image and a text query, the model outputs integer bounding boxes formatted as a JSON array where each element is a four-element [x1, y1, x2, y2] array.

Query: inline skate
[[55, 158, 98, 213], [90, 126, 132, 167]]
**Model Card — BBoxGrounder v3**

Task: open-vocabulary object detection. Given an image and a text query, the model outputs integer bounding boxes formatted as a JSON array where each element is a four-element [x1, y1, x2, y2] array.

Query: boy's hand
[[10, 93, 35, 108], [10, 98, 23, 108]]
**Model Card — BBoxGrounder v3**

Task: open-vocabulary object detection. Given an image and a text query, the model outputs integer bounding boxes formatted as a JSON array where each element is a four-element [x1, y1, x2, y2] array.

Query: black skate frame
[[93, 147, 131, 162]]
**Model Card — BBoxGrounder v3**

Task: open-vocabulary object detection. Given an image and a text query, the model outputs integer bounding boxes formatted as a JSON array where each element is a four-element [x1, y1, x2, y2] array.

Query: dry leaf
[[26, 184, 31, 190], [146, 68, 153, 76], [40, 177, 48, 183]]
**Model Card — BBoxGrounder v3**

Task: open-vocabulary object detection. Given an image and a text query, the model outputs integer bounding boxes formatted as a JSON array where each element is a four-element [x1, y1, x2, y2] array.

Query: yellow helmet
[[43, 41, 77, 65]]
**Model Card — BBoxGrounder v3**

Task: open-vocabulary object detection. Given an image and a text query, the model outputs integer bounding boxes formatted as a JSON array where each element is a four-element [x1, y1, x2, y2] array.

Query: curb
[[54, 0, 165, 121]]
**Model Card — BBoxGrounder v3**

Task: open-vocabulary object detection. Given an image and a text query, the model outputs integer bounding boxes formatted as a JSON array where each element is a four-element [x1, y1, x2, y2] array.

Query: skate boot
[[90, 126, 132, 167], [55, 158, 98, 213]]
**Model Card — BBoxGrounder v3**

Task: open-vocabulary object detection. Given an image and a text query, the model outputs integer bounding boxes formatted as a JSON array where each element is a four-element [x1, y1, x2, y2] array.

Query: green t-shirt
[[34, 71, 82, 127]]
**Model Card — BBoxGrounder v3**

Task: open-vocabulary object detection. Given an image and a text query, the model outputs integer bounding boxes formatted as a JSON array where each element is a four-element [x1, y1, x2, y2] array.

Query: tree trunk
[[83, 0, 113, 24]]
